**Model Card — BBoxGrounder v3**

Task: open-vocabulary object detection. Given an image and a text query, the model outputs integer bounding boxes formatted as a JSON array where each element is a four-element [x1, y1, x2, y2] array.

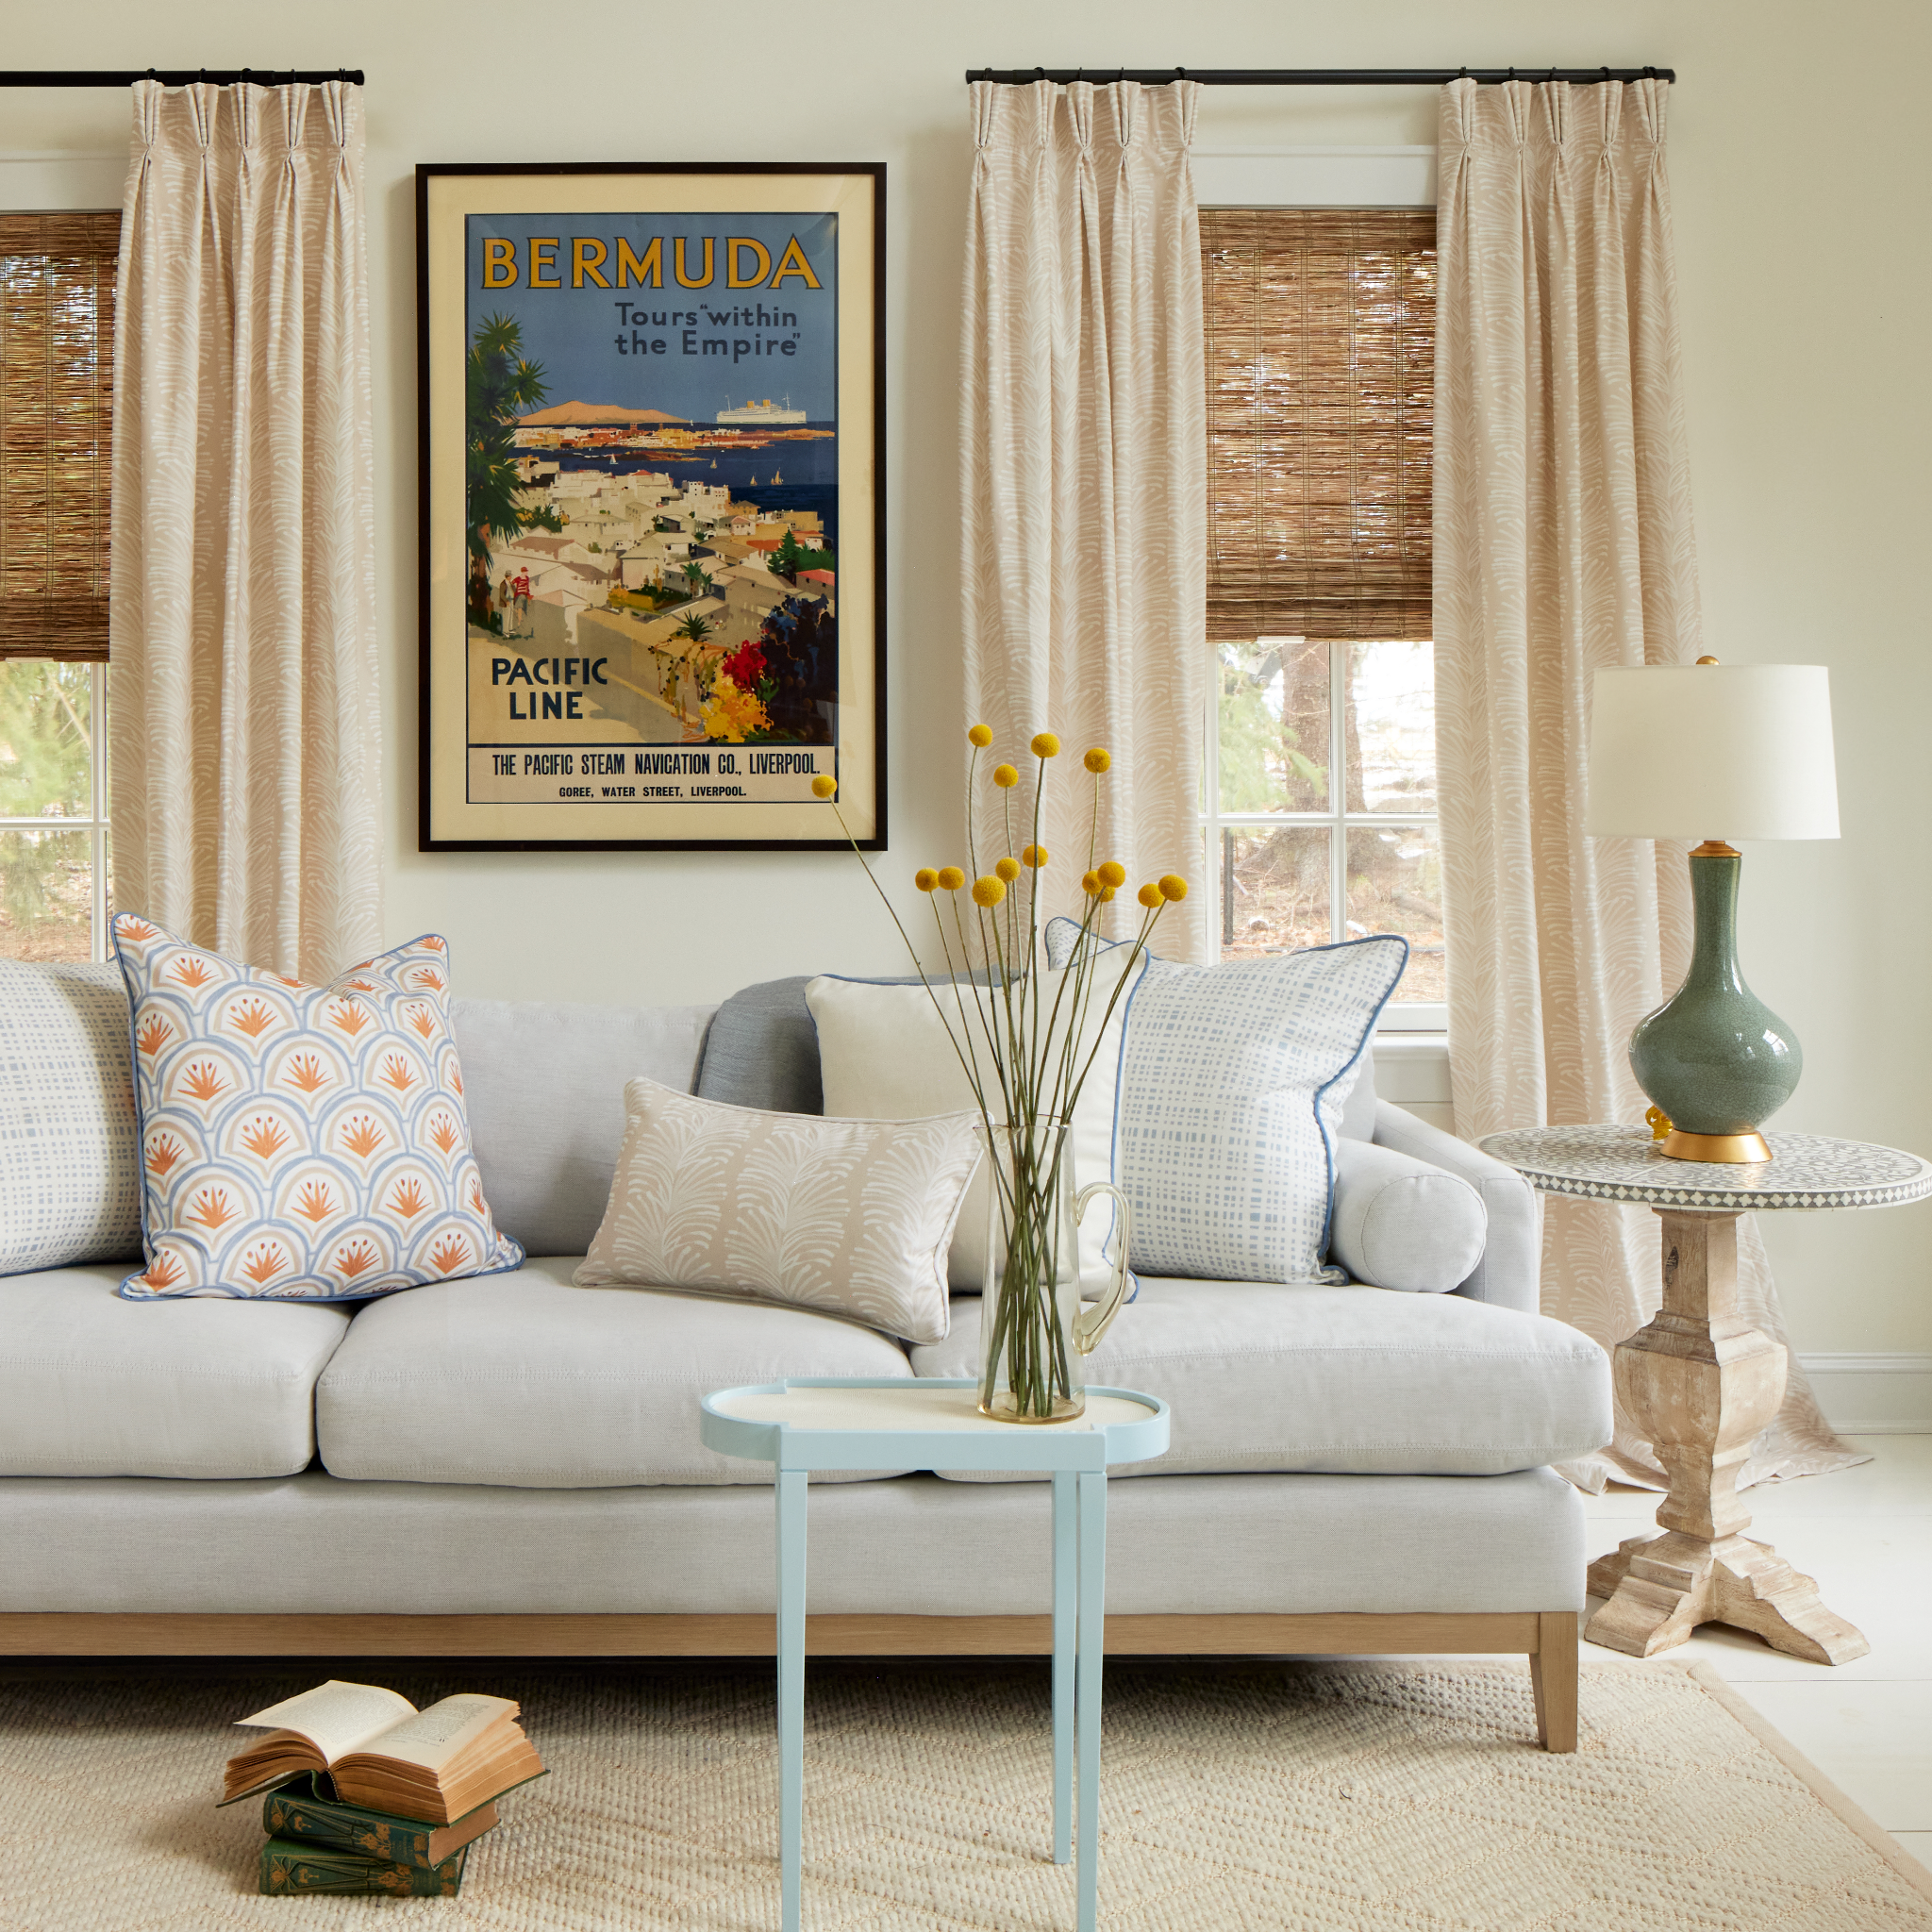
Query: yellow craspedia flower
[[1084, 747, 1110, 774], [1031, 732, 1060, 759], [968, 724, 993, 747], [972, 874, 1007, 908], [1022, 844, 1048, 869], [937, 866, 966, 891], [1097, 860, 1126, 889], [1097, 883, 1117, 903], [992, 764, 1020, 789], [1158, 874, 1189, 902], [994, 856, 1021, 883], [1138, 882, 1163, 910], [810, 774, 837, 799], [1081, 870, 1101, 895], [915, 868, 939, 892]]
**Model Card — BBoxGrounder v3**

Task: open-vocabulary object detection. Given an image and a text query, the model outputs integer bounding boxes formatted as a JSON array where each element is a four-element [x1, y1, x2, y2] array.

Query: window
[[1200, 207, 1442, 1023], [0, 210, 118, 963]]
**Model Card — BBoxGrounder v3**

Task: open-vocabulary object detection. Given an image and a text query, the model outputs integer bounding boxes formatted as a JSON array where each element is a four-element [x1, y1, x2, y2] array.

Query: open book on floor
[[223, 1679, 545, 1824]]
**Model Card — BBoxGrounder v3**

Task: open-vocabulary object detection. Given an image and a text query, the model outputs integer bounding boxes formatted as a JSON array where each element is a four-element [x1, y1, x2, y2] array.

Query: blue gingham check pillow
[[1043, 920, 1407, 1283]]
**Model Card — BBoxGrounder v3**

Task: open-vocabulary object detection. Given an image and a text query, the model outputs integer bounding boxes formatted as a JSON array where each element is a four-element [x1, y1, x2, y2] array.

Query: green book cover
[[261, 1772, 497, 1870], [258, 1836, 468, 1897]]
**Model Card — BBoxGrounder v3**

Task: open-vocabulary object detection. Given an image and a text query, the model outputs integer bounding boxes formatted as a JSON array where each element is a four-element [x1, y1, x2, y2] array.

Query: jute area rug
[[3, 1657, 1929, 1931]]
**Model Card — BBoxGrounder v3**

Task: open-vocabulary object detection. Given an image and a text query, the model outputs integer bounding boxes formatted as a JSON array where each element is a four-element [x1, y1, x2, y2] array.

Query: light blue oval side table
[[700, 1376, 1171, 1932]]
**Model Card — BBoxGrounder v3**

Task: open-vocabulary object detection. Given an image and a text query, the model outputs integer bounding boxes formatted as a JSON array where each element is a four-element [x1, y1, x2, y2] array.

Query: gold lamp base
[[1660, 1128, 1772, 1164], [1645, 1108, 1771, 1164]]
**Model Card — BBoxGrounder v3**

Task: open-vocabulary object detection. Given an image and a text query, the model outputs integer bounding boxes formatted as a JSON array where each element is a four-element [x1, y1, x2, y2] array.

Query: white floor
[[1582, 1433, 1932, 1867]]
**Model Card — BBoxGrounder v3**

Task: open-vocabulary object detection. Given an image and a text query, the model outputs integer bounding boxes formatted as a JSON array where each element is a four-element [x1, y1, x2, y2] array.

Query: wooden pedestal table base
[[1584, 1208, 1866, 1662], [1478, 1124, 1932, 1665]]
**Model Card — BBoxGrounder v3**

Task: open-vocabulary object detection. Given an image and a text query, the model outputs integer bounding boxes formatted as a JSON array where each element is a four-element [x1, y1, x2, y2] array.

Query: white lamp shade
[[1587, 664, 1840, 841]]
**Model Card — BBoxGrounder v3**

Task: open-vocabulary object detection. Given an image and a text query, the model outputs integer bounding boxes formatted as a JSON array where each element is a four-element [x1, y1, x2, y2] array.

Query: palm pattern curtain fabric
[[961, 79, 1207, 963], [109, 80, 380, 983], [1432, 77, 1853, 1488]]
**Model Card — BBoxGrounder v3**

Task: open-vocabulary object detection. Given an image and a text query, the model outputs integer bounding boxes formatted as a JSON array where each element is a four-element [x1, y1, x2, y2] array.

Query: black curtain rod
[[0, 69, 365, 88], [966, 66, 1674, 87]]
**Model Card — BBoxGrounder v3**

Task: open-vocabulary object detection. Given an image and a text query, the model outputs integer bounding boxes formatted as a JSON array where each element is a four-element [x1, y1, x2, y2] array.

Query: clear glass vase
[[976, 1120, 1133, 1423]]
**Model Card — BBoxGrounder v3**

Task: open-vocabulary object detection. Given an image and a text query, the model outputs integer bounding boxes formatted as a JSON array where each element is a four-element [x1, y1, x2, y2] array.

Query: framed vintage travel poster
[[416, 163, 885, 850]]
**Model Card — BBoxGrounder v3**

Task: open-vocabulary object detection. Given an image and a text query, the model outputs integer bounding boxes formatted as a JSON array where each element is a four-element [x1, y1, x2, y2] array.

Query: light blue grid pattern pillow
[[1043, 922, 1407, 1282], [0, 960, 142, 1274]]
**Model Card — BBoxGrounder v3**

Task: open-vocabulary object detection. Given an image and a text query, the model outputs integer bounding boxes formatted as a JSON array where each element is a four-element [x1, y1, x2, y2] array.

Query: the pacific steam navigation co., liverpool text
[[465, 745, 829, 804]]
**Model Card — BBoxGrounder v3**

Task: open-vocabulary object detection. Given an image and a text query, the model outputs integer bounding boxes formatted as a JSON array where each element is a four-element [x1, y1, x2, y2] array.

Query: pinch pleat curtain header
[[110, 79, 380, 982], [961, 80, 1206, 959]]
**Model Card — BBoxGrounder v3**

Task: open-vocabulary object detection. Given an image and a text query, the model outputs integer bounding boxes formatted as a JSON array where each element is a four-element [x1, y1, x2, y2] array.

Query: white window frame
[[1194, 143, 1445, 1035], [0, 659, 110, 961], [1202, 640, 1443, 1030]]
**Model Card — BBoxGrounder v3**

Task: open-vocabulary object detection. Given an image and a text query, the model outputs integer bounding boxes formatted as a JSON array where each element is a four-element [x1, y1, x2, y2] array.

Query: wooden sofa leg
[[1530, 1611, 1578, 1753]]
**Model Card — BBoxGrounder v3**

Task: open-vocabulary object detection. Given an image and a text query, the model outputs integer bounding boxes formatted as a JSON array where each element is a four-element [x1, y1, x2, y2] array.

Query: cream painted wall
[[7, 0, 1929, 1354]]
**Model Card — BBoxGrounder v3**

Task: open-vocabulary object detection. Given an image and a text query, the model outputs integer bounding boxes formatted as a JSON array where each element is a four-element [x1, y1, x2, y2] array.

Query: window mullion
[[91, 660, 108, 961], [1328, 640, 1348, 943], [1202, 656, 1222, 955]]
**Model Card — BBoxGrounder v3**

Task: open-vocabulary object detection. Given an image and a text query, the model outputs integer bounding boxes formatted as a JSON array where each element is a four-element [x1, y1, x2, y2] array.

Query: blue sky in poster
[[464, 210, 838, 423]]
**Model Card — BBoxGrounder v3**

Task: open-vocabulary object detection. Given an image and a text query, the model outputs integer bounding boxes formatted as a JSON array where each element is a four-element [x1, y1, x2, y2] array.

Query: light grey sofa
[[0, 979, 1610, 1752]]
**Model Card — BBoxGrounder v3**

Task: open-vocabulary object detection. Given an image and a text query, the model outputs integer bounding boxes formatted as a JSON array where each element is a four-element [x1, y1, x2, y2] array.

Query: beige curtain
[[961, 79, 1207, 961], [109, 80, 380, 982], [1434, 77, 1857, 1491]]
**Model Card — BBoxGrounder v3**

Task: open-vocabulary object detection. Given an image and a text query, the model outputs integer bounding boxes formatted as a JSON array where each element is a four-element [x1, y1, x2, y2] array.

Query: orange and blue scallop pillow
[[111, 915, 524, 1300]]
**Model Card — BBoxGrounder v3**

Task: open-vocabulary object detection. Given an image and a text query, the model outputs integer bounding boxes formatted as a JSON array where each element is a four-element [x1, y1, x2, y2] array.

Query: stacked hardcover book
[[221, 1679, 546, 1898], [257, 1773, 498, 1896]]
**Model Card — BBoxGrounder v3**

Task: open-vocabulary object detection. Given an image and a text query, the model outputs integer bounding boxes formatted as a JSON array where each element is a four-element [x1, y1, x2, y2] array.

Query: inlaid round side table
[[1478, 1124, 1932, 1665]]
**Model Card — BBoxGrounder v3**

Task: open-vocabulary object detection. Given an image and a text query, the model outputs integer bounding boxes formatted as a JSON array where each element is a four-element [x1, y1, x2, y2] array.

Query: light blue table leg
[[1051, 1470, 1074, 1865], [776, 1468, 807, 1932], [1076, 1468, 1106, 1932]]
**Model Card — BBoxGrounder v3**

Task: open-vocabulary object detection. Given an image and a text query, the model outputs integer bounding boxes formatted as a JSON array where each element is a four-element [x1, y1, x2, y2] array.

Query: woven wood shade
[[0, 211, 119, 662], [1203, 208, 1435, 642]]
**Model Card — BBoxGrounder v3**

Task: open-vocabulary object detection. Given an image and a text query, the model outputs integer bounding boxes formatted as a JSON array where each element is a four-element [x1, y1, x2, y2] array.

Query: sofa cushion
[[0, 959, 142, 1273], [453, 995, 715, 1257], [0, 1264, 351, 1477], [112, 917, 523, 1300], [316, 1257, 916, 1488], [908, 1279, 1610, 1478]]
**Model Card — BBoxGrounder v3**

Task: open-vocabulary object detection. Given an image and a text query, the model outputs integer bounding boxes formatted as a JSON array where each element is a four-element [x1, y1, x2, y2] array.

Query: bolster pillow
[[1328, 1138, 1487, 1293]]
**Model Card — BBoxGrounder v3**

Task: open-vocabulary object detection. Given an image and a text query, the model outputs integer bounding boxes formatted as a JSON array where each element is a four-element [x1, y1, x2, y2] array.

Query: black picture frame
[[415, 162, 886, 851]]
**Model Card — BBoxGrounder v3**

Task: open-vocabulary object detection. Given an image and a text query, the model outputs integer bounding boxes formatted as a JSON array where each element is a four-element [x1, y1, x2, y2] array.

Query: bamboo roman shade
[[0, 212, 120, 661], [1202, 208, 1435, 642]]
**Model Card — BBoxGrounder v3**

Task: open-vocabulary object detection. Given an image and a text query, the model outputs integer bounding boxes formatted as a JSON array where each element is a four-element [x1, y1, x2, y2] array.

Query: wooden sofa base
[[0, 1609, 1580, 1752]]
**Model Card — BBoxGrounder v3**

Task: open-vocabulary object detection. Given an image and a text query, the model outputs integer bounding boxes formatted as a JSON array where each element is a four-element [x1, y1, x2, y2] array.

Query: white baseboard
[[1797, 1354, 1932, 1434]]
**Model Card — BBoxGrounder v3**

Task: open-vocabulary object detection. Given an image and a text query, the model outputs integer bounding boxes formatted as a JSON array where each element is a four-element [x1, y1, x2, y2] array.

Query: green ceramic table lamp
[[1587, 659, 1840, 1163]]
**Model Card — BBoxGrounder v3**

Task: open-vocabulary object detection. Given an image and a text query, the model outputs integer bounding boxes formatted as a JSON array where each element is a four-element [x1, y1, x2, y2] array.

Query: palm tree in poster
[[466, 313, 562, 573]]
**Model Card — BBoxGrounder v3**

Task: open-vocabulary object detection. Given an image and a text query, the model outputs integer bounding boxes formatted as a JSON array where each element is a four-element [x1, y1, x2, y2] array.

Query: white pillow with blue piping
[[1042, 918, 1407, 1283]]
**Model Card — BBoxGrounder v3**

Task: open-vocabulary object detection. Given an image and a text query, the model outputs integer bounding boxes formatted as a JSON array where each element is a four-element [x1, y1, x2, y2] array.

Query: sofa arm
[[1369, 1099, 1540, 1312]]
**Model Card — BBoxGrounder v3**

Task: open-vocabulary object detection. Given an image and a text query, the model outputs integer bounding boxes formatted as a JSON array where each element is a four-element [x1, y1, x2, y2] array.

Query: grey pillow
[[694, 976, 823, 1114]]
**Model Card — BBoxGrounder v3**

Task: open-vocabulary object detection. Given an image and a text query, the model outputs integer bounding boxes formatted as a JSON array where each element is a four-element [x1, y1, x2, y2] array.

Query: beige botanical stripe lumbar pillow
[[575, 1078, 982, 1344]]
